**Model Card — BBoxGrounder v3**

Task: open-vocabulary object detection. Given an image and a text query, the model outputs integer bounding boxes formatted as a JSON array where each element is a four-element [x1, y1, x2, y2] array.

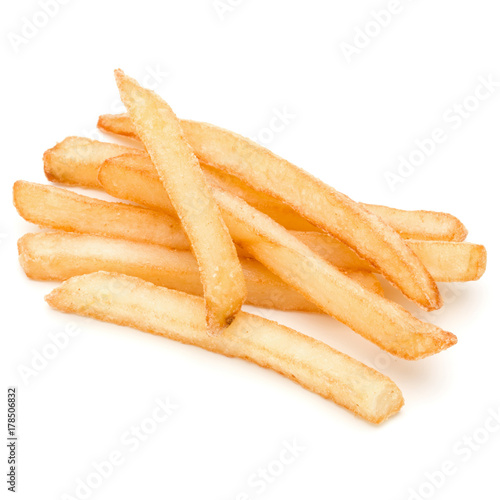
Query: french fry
[[13, 181, 190, 250], [114, 70, 245, 334], [43, 136, 141, 189], [45, 134, 468, 240], [358, 204, 467, 242], [18, 231, 384, 310], [404, 240, 487, 283], [293, 232, 487, 283], [97, 160, 457, 359], [99, 115, 468, 242], [19, 231, 383, 307], [18, 231, 313, 311], [214, 187, 456, 358], [45, 271, 405, 424]]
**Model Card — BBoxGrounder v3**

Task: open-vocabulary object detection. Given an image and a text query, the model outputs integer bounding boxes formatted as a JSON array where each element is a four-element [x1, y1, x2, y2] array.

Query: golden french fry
[[45, 271, 405, 424], [13, 180, 190, 250], [296, 232, 487, 283], [98, 115, 468, 242], [114, 70, 245, 334], [97, 159, 456, 359], [213, 187, 456, 358], [403, 240, 487, 283], [18, 231, 313, 311], [19, 231, 383, 310], [44, 136, 141, 189], [359, 204, 467, 242]]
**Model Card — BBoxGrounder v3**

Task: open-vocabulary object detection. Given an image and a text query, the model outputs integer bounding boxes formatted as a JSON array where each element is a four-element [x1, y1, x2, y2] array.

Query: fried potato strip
[[114, 70, 245, 334], [45, 271, 404, 424], [18, 231, 381, 310]]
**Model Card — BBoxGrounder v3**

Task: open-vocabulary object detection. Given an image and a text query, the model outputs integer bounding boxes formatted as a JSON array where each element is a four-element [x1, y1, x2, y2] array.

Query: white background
[[1, 1, 499, 499]]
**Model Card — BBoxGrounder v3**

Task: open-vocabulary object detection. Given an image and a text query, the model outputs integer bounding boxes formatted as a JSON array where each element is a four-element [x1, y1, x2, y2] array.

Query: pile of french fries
[[13, 70, 487, 424]]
